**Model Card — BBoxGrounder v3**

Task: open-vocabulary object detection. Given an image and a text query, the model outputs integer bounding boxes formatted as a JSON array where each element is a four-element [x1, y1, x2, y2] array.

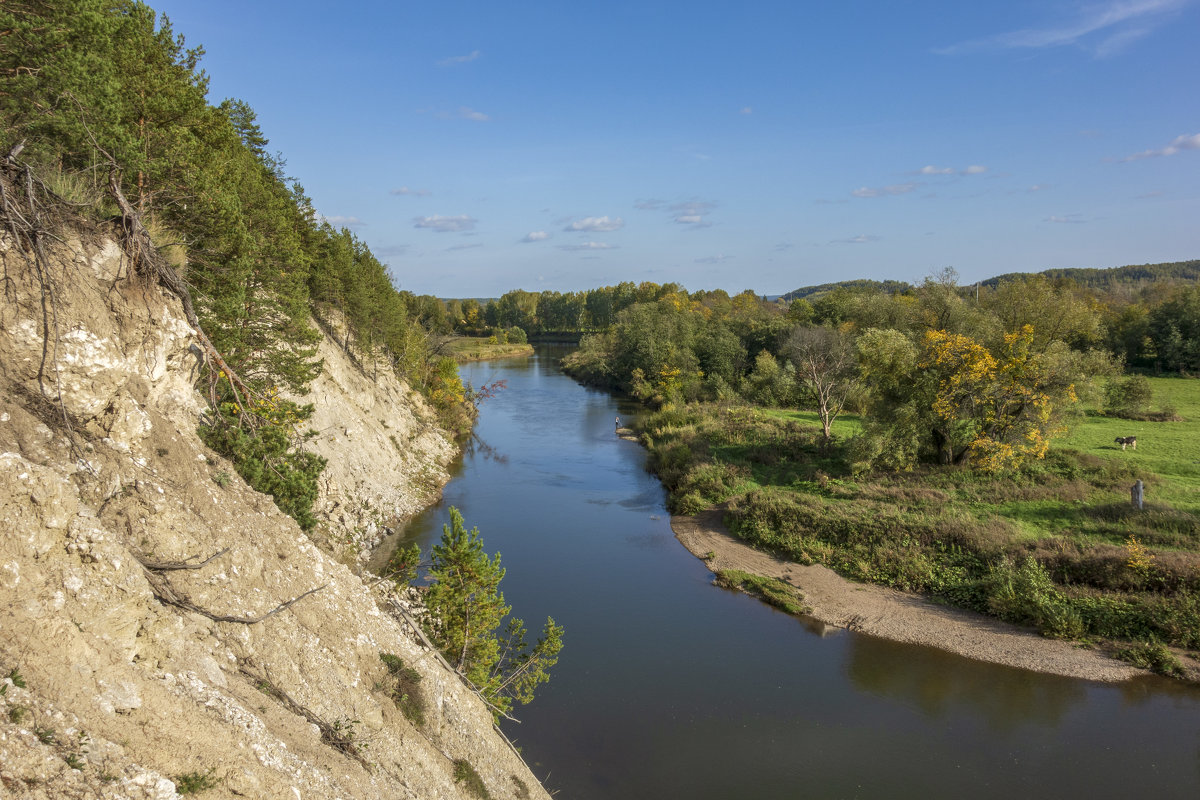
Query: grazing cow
[[1115, 436, 1137, 451]]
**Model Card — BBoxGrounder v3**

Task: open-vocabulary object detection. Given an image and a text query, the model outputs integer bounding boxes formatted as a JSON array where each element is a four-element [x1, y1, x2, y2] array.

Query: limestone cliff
[[296, 321, 456, 565], [0, 230, 549, 799]]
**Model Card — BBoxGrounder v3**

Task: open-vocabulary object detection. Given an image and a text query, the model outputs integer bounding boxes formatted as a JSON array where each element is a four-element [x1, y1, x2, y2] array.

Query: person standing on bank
[[615, 416, 620, 433]]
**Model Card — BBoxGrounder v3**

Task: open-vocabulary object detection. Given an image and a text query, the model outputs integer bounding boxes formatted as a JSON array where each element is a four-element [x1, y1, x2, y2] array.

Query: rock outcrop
[[296, 321, 456, 564], [0, 229, 548, 799]]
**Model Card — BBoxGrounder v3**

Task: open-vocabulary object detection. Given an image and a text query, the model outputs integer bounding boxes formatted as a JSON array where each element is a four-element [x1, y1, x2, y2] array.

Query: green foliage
[[714, 570, 809, 616], [1105, 374, 1153, 416], [987, 557, 1085, 639], [199, 396, 326, 530], [7, 668, 26, 689], [1114, 640, 1186, 677], [173, 768, 220, 795], [424, 508, 563, 717], [452, 759, 491, 799], [383, 542, 422, 586], [379, 653, 426, 727]]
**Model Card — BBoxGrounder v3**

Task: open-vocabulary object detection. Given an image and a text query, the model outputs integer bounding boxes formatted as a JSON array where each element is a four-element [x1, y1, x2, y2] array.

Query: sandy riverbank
[[671, 509, 1145, 683]]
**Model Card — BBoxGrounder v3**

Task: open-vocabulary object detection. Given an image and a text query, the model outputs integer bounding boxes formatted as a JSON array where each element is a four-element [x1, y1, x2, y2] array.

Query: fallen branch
[[237, 665, 371, 767], [137, 557, 326, 625], [137, 547, 230, 571]]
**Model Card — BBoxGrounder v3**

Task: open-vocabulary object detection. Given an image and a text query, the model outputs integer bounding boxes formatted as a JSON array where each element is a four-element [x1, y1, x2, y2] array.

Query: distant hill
[[781, 278, 913, 302], [980, 259, 1200, 290], [781, 260, 1198, 302]]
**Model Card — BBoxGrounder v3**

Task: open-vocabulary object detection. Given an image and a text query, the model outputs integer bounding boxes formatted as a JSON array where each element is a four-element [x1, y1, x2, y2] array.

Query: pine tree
[[424, 508, 563, 717]]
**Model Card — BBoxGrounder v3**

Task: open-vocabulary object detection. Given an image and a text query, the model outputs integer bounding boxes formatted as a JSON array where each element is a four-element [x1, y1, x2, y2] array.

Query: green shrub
[[987, 557, 1085, 639], [379, 653, 426, 727], [173, 769, 219, 795], [452, 759, 491, 799], [715, 570, 809, 616], [200, 397, 325, 530], [1115, 640, 1186, 677]]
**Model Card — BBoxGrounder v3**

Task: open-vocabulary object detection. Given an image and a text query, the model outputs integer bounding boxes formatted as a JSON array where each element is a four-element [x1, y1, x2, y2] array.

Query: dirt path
[[672, 509, 1142, 682]]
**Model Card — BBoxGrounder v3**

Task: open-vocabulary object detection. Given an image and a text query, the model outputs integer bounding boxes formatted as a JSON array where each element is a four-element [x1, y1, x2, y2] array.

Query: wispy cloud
[[446, 243, 483, 252], [391, 186, 432, 197], [914, 164, 988, 176], [695, 254, 733, 264], [1028, 184, 1050, 192], [320, 214, 365, 228], [1045, 214, 1088, 224], [438, 50, 482, 66], [935, 0, 1189, 57], [1121, 132, 1200, 161], [634, 198, 666, 210], [521, 231, 550, 243], [670, 200, 716, 228], [431, 106, 491, 122], [740, 106, 753, 115], [414, 214, 477, 233], [564, 216, 624, 232], [831, 234, 880, 244], [852, 183, 917, 199], [558, 242, 616, 251]]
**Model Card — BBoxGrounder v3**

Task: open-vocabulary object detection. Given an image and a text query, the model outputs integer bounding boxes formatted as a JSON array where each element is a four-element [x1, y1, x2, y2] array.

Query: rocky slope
[[296, 320, 456, 566], [0, 229, 549, 799]]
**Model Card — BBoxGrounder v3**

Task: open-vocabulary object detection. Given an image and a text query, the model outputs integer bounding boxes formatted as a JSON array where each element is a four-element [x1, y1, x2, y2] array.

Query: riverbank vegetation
[[387, 509, 564, 718], [553, 271, 1199, 672]]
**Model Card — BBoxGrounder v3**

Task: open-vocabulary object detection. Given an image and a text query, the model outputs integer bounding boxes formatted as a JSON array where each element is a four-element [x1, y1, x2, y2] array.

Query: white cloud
[[1045, 214, 1087, 224], [670, 200, 716, 227], [446, 243, 483, 252], [1121, 132, 1200, 161], [391, 186, 432, 197], [935, 0, 1189, 57], [1028, 184, 1049, 192], [564, 216, 624, 232], [557, 242, 616, 251], [433, 107, 491, 122], [634, 198, 665, 210], [320, 214, 364, 228], [521, 231, 550, 243], [438, 50, 482, 66], [852, 183, 917, 198], [914, 164, 987, 176], [414, 214, 477, 233], [457, 107, 490, 122], [695, 254, 733, 264], [831, 234, 880, 244]]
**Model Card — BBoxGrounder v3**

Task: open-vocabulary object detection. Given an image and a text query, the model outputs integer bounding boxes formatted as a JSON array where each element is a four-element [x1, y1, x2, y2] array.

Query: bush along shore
[[637, 399, 1200, 680]]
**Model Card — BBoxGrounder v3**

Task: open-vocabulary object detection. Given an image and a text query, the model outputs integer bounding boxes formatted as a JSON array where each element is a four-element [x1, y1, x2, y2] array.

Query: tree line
[[561, 268, 1197, 472]]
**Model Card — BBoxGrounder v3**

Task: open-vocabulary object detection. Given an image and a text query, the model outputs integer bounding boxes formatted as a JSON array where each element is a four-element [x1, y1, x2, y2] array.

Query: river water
[[377, 345, 1200, 799]]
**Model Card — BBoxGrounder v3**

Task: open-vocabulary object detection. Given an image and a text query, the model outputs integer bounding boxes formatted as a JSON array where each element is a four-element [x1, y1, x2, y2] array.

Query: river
[[376, 345, 1200, 799]]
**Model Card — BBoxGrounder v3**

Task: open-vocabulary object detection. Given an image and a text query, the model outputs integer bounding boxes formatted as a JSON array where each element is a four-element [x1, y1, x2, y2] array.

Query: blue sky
[[152, 0, 1199, 297]]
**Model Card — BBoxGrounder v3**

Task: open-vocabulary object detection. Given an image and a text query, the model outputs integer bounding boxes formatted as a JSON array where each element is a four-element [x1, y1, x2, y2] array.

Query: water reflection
[[847, 633, 1086, 730]]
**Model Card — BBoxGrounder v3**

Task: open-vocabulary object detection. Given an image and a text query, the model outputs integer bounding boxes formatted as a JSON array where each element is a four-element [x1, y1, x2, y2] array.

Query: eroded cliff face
[[297, 323, 457, 565], [0, 231, 548, 799]]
